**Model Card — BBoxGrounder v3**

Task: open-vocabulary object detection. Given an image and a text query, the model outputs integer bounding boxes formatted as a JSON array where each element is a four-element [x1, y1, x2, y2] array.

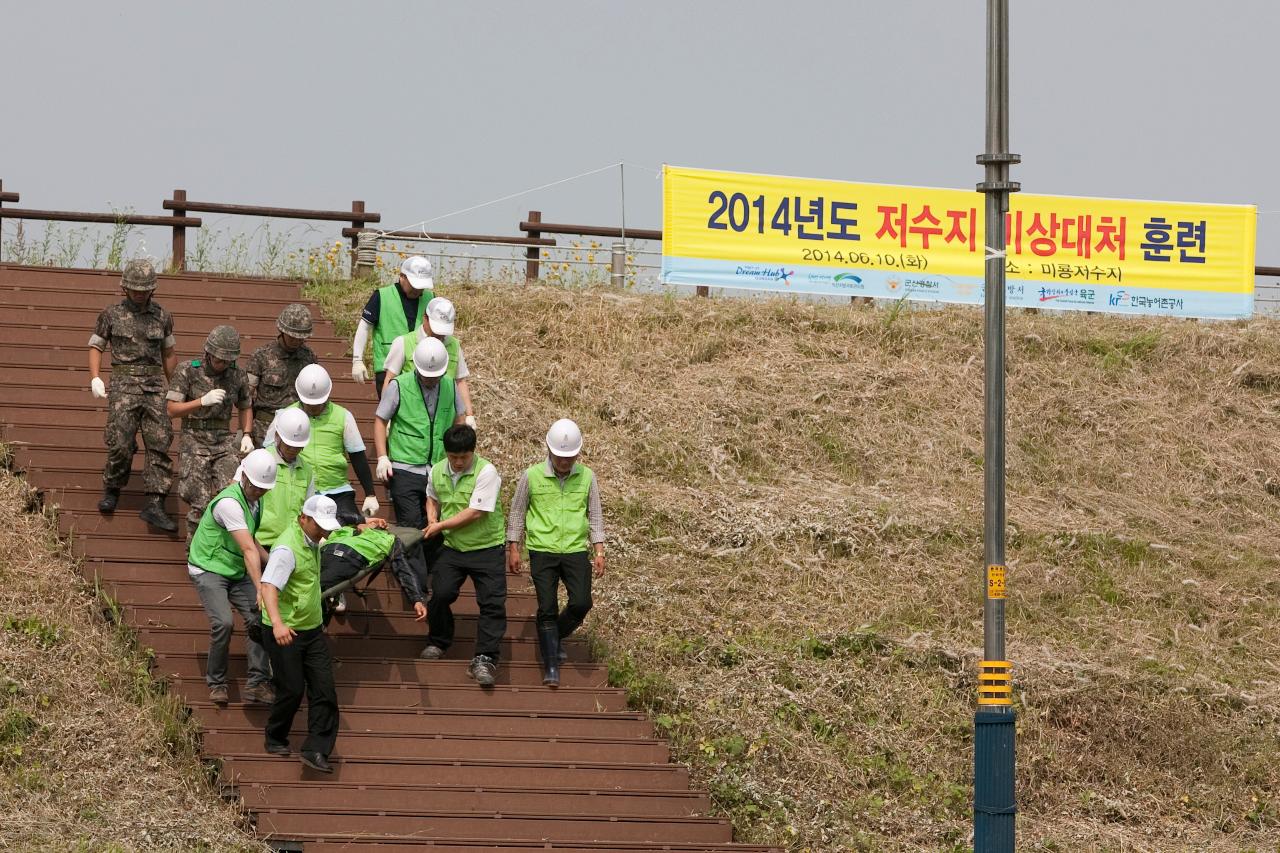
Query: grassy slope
[[326, 279, 1280, 851], [0, 468, 264, 851]]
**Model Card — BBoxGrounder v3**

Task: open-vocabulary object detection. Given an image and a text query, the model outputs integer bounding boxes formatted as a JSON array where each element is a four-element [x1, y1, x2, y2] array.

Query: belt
[[111, 364, 162, 376], [253, 408, 277, 420], [185, 418, 231, 431]]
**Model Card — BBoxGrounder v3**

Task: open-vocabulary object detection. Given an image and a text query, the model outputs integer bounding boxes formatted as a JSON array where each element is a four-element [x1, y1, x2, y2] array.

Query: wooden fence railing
[[3, 183, 1277, 303]]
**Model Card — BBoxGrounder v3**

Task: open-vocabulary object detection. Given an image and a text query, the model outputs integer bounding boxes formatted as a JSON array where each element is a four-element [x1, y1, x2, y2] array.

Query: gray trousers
[[190, 570, 271, 689]]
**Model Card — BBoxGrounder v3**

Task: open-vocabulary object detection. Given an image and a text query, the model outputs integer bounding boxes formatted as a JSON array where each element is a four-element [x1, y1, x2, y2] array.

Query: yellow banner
[[661, 165, 1256, 318]]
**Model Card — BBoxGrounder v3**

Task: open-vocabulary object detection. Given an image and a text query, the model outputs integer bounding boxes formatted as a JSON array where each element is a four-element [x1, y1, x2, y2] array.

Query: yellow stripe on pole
[[978, 660, 1013, 706]]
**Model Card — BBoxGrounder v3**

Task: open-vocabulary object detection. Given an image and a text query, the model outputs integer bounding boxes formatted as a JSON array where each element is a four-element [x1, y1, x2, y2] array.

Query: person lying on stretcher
[[319, 512, 428, 626]]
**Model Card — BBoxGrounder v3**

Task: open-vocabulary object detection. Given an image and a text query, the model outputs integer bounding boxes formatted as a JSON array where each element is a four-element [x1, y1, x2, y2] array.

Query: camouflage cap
[[121, 259, 158, 291], [277, 303, 313, 339], [204, 325, 241, 361]]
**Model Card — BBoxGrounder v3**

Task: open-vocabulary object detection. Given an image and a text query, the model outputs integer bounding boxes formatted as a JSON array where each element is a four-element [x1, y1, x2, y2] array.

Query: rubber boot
[[98, 488, 120, 514], [139, 494, 178, 533], [538, 625, 561, 688]]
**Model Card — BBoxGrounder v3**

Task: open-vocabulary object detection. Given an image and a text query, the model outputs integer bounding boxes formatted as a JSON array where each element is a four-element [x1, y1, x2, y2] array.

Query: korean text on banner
[[660, 165, 1256, 319]]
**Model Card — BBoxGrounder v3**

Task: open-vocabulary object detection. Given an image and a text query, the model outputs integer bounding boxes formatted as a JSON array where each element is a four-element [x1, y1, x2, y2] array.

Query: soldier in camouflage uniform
[[247, 304, 317, 448], [87, 259, 179, 532], [166, 326, 255, 538]]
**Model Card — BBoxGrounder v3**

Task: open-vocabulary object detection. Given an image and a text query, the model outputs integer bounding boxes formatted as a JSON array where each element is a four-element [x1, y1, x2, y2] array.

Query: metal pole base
[[974, 709, 1016, 852]]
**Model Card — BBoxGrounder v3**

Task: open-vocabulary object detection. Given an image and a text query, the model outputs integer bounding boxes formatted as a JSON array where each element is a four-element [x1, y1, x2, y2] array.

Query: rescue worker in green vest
[[319, 514, 428, 626], [373, 336, 466, 580], [265, 364, 378, 522], [187, 448, 278, 706], [255, 407, 315, 549], [260, 494, 342, 774], [379, 296, 476, 429], [506, 419, 606, 687], [351, 255, 433, 396], [418, 425, 508, 687]]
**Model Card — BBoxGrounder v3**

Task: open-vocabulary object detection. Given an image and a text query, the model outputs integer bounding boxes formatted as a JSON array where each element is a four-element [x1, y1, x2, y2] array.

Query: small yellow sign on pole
[[987, 564, 1007, 600]]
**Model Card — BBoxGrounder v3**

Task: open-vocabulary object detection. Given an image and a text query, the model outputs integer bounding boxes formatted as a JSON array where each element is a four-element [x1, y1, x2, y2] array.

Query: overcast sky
[[5, 1, 1279, 262]]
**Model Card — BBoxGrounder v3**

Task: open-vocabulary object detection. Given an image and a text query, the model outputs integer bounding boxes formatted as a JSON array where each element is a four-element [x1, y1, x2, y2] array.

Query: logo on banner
[[735, 265, 795, 285], [1037, 286, 1096, 306], [1108, 290, 1130, 307], [808, 272, 865, 290], [887, 277, 901, 292], [905, 278, 940, 293]]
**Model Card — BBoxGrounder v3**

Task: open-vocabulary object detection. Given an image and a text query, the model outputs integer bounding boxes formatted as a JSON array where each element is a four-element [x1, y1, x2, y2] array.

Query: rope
[[374, 161, 630, 238]]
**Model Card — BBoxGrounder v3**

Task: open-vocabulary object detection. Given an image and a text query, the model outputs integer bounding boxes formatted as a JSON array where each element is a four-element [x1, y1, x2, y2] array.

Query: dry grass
[[306, 280, 1280, 853], [0, 470, 264, 851]]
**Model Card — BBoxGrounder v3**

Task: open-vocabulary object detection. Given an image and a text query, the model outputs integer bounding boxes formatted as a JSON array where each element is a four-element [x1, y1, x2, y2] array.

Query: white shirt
[[382, 329, 469, 379], [426, 460, 501, 513], [262, 530, 320, 591], [187, 493, 258, 577]]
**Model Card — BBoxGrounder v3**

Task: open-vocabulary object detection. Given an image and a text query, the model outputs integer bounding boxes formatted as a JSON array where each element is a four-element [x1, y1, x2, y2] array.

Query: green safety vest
[[324, 525, 395, 566], [288, 401, 351, 492], [524, 462, 593, 554], [256, 450, 313, 548], [261, 522, 322, 631], [373, 285, 427, 369], [189, 483, 260, 579], [431, 456, 505, 552], [386, 372, 456, 467], [396, 330, 461, 381]]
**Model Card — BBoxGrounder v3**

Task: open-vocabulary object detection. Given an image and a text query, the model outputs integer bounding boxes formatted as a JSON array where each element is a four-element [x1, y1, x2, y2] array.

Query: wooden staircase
[[0, 264, 777, 852]]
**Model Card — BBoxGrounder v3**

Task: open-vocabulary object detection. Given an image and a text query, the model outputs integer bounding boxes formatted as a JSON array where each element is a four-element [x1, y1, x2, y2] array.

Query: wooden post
[[696, 285, 709, 298], [525, 210, 542, 281], [350, 201, 365, 278], [170, 189, 187, 271]]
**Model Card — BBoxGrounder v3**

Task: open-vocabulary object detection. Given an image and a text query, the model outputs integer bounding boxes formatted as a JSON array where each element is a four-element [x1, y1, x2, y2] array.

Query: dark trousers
[[387, 468, 443, 582], [388, 468, 427, 528], [263, 626, 339, 758], [327, 490, 359, 523], [427, 545, 507, 660], [529, 550, 594, 638]]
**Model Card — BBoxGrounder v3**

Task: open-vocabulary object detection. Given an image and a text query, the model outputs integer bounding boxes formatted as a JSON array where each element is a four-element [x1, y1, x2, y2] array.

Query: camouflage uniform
[[89, 297, 175, 495], [168, 358, 253, 533], [247, 304, 316, 447]]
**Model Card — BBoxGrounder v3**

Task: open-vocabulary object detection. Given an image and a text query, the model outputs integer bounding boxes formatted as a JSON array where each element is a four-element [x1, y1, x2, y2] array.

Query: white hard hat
[[239, 448, 278, 490], [411, 337, 449, 378], [400, 255, 434, 291], [294, 363, 332, 405], [546, 418, 583, 458], [301, 494, 342, 531], [426, 296, 456, 336], [275, 407, 312, 449]]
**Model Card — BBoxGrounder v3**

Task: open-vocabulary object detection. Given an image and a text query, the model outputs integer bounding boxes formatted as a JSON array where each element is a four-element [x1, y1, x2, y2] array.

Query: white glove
[[239, 434, 254, 454], [352, 358, 369, 384], [200, 388, 227, 407], [361, 495, 380, 516], [90, 377, 107, 399], [464, 415, 477, 429], [376, 455, 393, 482]]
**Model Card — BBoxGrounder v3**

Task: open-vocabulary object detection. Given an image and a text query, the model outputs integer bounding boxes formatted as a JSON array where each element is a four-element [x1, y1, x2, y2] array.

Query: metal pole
[[610, 242, 625, 288], [974, 0, 1019, 850], [619, 163, 627, 246]]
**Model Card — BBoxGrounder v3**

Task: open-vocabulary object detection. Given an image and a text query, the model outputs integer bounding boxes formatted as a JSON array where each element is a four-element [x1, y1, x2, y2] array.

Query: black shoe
[[537, 625, 561, 688], [264, 740, 290, 756], [300, 751, 333, 773], [466, 655, 498, 687], [139, 495, 177, 532], [98, 488, 120, 514]]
